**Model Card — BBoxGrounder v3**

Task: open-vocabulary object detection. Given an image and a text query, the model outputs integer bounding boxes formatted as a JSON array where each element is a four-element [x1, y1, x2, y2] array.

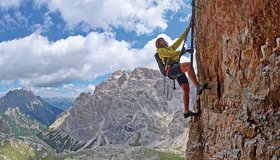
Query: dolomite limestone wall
[[186, 1, 280, 159]]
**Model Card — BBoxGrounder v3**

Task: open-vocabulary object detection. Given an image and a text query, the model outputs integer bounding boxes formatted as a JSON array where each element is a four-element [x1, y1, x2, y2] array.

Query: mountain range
[[0, 68, 193, 159], [39, 67, 194, 154], [0, 107, 46, 136], [0, 89, 62, 126], [43, 97, 74, 110]]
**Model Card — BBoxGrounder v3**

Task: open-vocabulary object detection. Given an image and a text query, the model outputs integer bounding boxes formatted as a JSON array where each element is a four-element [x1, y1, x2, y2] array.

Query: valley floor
[[0, 136, 184, 160]]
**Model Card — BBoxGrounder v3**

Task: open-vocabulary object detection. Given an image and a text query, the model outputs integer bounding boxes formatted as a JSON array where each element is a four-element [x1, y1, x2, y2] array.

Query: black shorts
[[168, 64, 189, 86]]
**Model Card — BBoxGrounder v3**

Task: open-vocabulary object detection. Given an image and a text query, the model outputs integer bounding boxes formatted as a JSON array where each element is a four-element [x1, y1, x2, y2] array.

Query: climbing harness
[[154, 0, 197, 97], [154, 53, 176, 95], [154, 35, 189, 96]]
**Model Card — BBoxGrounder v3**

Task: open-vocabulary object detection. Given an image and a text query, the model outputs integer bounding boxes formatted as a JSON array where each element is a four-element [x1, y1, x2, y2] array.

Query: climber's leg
[[180, 62, 199, 88], [181, 83, 190, 113]]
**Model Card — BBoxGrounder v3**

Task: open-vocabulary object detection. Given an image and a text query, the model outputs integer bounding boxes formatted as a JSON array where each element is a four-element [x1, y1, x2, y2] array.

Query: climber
[[155, 25, 209, 118]]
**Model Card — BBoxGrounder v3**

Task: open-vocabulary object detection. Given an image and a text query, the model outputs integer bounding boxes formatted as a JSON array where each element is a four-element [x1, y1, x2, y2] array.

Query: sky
[[0, 0, 193, 98]]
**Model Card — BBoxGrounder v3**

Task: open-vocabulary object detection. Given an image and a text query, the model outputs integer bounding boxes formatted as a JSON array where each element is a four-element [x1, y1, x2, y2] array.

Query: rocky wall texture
[[186, 0, 280, 159]]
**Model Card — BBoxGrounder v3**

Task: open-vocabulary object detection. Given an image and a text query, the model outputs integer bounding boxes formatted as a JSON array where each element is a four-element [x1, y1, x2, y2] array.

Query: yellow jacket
[[157, 25, 191, 64]]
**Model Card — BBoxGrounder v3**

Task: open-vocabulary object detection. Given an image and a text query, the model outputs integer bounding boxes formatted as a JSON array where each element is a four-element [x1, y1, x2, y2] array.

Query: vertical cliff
[[186, 1, 280, 160]]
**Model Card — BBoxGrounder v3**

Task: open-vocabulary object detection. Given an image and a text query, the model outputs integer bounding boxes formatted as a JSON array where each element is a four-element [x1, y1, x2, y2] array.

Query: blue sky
[[0, 0, 193, 98]]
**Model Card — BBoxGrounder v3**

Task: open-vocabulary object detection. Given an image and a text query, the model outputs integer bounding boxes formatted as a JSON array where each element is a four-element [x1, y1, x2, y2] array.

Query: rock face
[[41, 68, 195, 153], [0, 118, 10, 134], [0, 89, 63, 125], [186, 1, 280, 160], [0, 107, 46, 136]]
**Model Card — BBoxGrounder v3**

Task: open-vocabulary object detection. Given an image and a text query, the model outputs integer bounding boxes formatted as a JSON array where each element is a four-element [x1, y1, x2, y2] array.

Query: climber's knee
[[180, 62, 193, 73]]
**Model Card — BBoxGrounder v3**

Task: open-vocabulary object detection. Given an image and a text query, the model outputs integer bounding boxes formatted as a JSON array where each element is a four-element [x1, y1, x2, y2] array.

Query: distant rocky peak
[[2, 89, 38, 106], [0, 88, 62, 125], [94, 68, 161, 95], [10, 88, 34, 95], [75, 92, 92, 103], [110, 70, 127, 80], [5, 88, 36, 99], [42, 67, 187, 153], [108, 67, 161, 82], [130, 67, 162, 80]]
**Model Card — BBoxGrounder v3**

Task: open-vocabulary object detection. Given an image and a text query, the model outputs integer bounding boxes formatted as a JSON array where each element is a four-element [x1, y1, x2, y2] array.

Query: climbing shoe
[[196, 82, 210, 95], [184, 111, 199, 118]]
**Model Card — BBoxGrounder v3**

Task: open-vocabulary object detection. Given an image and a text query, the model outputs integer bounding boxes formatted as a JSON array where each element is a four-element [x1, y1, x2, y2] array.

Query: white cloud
[[30, 83, 95, 98], [0, 0, 22, 8], [179, 13, 192, 22], [35, 0, 187, 35], [0, 30, 196, 90], [0, 11, 29, 31], [0, 31, 196, 97], [0, 31, 163, 87], [33, 11, 54, 34]]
